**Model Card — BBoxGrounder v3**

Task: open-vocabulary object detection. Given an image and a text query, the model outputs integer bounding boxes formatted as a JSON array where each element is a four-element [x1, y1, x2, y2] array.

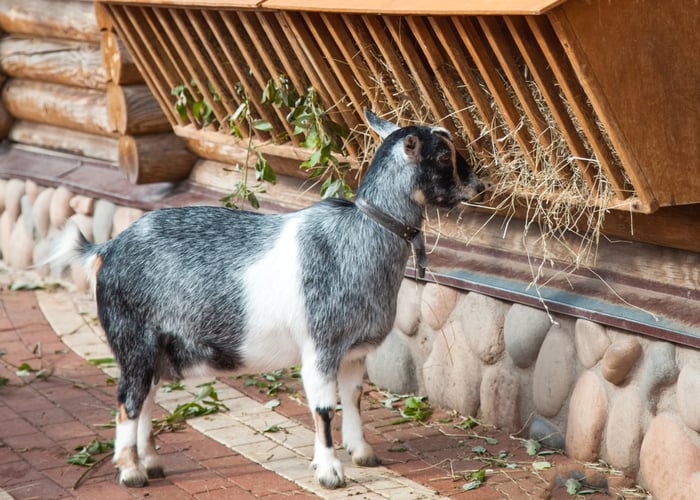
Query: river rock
[[366, 329, 418, 394], [4, 178, 25, 221], [69, 195, 95, 216], [394, 279, 422, 336], [677, 361, 700, 432], [49, 186, 75, 228], [533, 324, 576, 418], [565, 371, 607, 462], [639, 414, 700, 499], [601, 336, 642, 385], [420, 282, 458, 331], [639, 342, 678, 412], [111, 206, 144, 237], [504, 303, 551, 368], [603, 383, 644, 474], [32, 188, 54, 239], [574, 319, 610, 368], [529, 415, 565, 450], [480, 363, 520, 432], [457, 293, 508, 365]]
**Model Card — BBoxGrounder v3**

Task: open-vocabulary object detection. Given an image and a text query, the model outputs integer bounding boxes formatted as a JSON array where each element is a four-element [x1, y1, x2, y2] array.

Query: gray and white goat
[[55, 110, 484, 489]]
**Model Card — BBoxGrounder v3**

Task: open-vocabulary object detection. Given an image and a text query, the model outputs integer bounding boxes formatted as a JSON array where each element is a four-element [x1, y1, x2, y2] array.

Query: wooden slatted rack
[[97, 0, 700, 214]]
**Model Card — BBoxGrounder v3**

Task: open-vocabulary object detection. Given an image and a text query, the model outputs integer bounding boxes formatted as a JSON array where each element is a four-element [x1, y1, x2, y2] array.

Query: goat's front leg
[[301, 354, 345, 489], [338, 357, 380, 467], [114, 403, 149, 487]]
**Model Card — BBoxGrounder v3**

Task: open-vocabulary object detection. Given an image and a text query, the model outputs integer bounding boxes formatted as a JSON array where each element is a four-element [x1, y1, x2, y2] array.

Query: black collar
[[355, 198, 428, 278]]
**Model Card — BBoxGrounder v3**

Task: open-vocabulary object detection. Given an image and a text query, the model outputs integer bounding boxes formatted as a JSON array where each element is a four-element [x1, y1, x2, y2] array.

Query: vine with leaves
[[172, 75, 352, 209]]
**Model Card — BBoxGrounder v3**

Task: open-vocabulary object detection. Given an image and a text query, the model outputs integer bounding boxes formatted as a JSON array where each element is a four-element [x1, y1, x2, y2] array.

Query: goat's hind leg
[[338, 357, 380, 467], [138, 383, 164, 479], [113, 366, 154, 487]]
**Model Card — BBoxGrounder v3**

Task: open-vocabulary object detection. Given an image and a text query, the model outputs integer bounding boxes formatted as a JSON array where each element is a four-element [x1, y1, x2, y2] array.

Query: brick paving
[[0, 286, 641, 499]]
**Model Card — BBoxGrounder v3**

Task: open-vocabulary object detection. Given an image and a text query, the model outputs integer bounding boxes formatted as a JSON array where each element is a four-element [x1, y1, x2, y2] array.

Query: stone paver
[[0, 283, 637, 499]]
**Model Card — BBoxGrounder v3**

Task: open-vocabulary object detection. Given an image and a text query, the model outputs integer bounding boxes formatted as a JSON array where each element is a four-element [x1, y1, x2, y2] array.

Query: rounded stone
[[532, 324, 576, 418], [423, 321, 482, 417], [394, 279, 422, 336], [92, 199, 116, 244], [0, 211, 15, 260], [565, 371, 607, 462], [639, 342, 678, 412], [529, 415, 565, 450], [32, 188, 54, 239], [49, 186, 75, 228], [366, 329, 418, 395], [32, 239, 52, 277], [457, 292, 508, 365], [20, 194, 34, 236], [68, 214, 94, 243], [479, 363, 521, 432], [420, 282, 458, 331], [603, 383, 644, 474], [677, 361, 700, 432], [574, 319, 610, 368], [504, 303, 552, 369], [71, 263, 90, 293], [25, 179, 39, 203], [639, 414, 700, 499], [0, 179, 7, 213], [601, 336, 642, 385], [111, 206, 144, 237], [4, 178, 26, 221], [7, 218, 34, 269], [69, 195, 95, 216]]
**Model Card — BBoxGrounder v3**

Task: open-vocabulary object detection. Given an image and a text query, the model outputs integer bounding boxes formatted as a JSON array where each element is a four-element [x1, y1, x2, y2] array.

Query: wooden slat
[[166, 8, 229, 126], [526, 15, 630, 199], [503, 15, 597, 192], [278, 11, 359, 156], [453, 16, 539, 170], [341, 14, 401, 115], [302, 12, 365, 119], [428, 16, 505, 152], [107, 4, 181, 126], [235, 11, 299, 144], [477, 16, 560, 176], [362, 15, 423, 120]]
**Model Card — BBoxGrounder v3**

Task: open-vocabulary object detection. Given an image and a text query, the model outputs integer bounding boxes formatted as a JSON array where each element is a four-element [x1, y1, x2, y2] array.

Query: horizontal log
[[119, 133, 196, 184], [101, 30, 142, 85], [107, 84, 171, 135], [9, 120, 119, 162], [0, 35, 107, 89], [2, 78, 113, 136], [0, 99, 13, 139], [0, 0, 100, 43]]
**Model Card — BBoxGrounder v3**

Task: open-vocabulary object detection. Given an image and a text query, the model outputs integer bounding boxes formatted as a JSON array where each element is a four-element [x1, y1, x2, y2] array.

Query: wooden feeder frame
[[96, 0, 699, 215]]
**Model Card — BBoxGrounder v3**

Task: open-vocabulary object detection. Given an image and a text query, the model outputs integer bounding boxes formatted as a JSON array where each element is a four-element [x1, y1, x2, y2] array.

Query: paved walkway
[[0, 280, 637, 499]]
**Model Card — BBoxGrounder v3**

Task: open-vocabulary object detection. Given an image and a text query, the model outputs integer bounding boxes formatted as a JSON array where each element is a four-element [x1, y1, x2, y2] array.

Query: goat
[[54, 110, 485, 489]]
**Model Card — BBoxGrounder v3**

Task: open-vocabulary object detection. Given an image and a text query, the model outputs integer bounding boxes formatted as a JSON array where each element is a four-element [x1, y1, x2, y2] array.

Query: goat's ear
[[365, 109, 399, 139], [403, 135, 421, 161]]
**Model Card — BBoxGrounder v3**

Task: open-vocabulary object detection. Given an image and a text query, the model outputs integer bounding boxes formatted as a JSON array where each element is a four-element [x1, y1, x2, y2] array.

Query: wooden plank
[[107, 4, 183, 126], [453, 16, 539, 171], [503, 15, 597, 192], [0, 35, 107, 90], [96, 0, 262, 7], [526, 15, 630, 200], [259, 0, 566, 15]]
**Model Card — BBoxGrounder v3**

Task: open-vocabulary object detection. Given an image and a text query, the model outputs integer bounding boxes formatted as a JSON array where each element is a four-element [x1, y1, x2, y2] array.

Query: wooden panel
[[550, 0, 700, 208], [260, 0, 566, 15]]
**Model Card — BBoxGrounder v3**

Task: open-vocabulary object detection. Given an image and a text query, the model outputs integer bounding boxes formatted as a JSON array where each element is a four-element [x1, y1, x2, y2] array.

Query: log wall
[[0, 0, 193, 181]]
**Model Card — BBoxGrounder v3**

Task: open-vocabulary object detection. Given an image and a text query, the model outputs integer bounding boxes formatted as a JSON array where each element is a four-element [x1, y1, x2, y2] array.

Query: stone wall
[[1, 176, 699, 498], [367, 280, 700, 499]]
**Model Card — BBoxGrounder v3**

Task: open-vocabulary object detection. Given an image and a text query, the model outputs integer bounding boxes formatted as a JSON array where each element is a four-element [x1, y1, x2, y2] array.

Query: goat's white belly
[[238, 217, 307, 372]]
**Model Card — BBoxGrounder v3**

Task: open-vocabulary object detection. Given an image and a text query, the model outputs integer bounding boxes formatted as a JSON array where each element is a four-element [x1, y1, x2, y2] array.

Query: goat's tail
[[43, 221, 101, 292]]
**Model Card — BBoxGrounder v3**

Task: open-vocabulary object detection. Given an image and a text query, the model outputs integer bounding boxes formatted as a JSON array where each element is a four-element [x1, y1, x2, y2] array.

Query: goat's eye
[[438, 152, 451, 164]]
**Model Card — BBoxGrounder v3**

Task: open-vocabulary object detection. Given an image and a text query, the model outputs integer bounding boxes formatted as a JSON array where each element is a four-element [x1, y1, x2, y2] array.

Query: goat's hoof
[[316, 460, 345, 489], [119, 467, 149, 488], [146, 465, 165, 479], [352, 452, 381, 467]]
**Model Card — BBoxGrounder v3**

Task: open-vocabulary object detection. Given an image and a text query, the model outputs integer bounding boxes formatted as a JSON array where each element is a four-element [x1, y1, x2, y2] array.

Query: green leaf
[[565, 478, 581, 495], [0, 376, 8, 387], [462, 480, 481, 491], [16, 362, 34, 377], [253, 119, 273, 132], [484, 437, 499, 445], [472, 445, 487, 455], [525, 439, 541, 456], [263, 425, 281, 433], [532, 461, 551, 471], [264, 398, 281, 409]]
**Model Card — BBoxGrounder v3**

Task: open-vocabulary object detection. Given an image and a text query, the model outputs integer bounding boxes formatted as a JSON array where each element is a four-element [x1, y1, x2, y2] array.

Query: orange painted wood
[[549, 0, 700, 209], [259, 0, 565, 15]]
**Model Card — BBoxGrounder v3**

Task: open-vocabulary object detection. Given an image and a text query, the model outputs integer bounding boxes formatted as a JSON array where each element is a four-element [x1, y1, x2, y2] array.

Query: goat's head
[[364, 110, 485, 209]]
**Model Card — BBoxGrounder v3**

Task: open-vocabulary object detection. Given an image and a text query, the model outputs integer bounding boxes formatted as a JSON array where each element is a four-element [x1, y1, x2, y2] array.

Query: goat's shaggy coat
[[55, 111, 484, 489]]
